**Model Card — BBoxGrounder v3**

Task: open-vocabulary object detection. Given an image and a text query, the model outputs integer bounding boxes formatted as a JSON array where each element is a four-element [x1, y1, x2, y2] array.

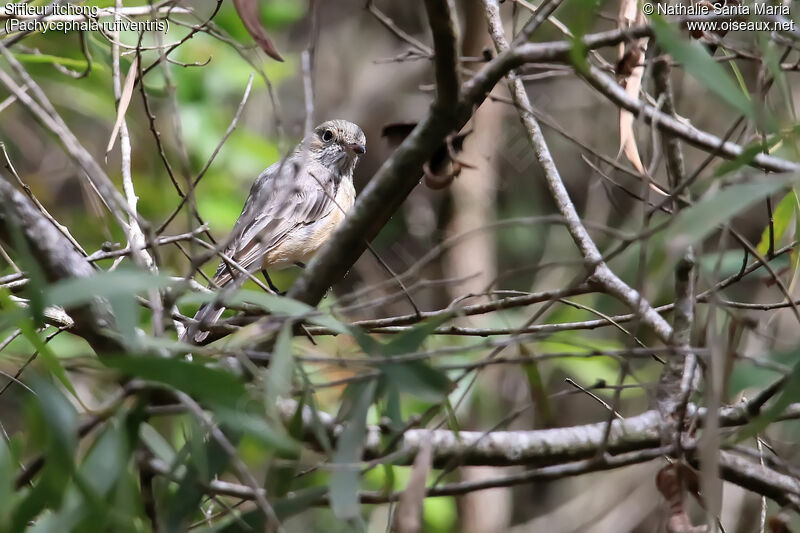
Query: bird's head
[[308, 119, 366, 175]]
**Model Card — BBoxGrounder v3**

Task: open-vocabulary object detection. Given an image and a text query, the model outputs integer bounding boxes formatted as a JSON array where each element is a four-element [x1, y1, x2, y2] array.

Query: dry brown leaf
[[656, 463, 709, 533], [619, 60, 646, 175], [617, 0, 648, 175], [382, 123, 471, 189], [768, 514, 793, 533], [233, 0, 284, 62], [393, 438, 433, 533], [617, 0, 638, 58], [106, 56, 138, 156]]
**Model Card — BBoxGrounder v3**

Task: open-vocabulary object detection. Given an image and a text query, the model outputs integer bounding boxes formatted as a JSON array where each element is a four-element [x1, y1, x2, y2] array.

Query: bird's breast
[[264, 178, 356, 269]]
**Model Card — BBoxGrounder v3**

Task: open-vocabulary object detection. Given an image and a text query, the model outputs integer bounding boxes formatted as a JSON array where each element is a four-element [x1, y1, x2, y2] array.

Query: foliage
[[1, 0, 800, 532]]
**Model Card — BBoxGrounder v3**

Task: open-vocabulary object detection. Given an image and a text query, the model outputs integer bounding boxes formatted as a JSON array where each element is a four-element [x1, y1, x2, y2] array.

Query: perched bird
[[184, 119, 366, 343]]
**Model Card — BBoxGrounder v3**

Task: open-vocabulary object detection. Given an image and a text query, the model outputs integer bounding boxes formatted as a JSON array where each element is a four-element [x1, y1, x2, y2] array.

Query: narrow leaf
[[757, 191, 795, 255], [106, 56, 139, 155], [393, 438, 433, 533], [46, 270, 175, 309], [329, 380, 376, 520], [664, 180, 789, 256], [652, 16, 754, 119], [104, 356, 246, 409], [232, 0, 284, 61]]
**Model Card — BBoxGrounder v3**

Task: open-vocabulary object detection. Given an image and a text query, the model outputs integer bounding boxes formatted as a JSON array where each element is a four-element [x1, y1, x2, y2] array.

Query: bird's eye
[[321, 129, 334, 142]]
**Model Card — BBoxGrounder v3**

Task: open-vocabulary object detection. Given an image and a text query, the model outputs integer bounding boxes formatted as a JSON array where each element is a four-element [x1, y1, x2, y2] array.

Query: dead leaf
[[687, 0, 739, 48], [768, 514, 792, 533], [656, 463, 708, 533], [619, 61, 646, 175], [106, 56, 138, 156], [616, 45, 643, 79], [233, 0, 284, 62], [393, 437, 433, 533], [382, 123, 472, 189], [617, 0, 648, 175]]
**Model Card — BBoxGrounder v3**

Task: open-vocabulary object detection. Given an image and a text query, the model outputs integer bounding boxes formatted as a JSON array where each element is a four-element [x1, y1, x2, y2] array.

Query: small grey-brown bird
[[185, 119, 366, 343]]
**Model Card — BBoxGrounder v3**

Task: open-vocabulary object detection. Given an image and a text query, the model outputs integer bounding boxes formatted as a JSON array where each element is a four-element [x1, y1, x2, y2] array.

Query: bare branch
[[424, 0, 460, 110], [0, 176, 121, 354]]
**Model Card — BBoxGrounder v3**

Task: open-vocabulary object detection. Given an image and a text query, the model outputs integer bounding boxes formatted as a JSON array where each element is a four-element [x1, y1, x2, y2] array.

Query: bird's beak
[[346, 143, 366, 155]]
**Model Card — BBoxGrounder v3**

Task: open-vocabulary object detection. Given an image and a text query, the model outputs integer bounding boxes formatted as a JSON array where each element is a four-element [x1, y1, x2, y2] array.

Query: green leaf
[[186, 417, 210, 483], [757, 191, 796, 255], [12, 52, 101, 71], [11, 376, 78, 530], [350, 318, 453, 401], [265, 321, 294, 416], [209, 487, 329, 531], [179, 289, 347, 334], [329, 380, 376, 521], [736, 346, 800, 441], [108, 293, 138, 345], [652, 16, 754, 120], [5, 219, 48, 327], [380, 360, 451, 402], [28, 422, 126, 533], [163, 437, 233, 532], [713, 134, 783, 177], [139, 423, 176, 466], [214, 409, 298, 455], [0, 433, 16, 529], [521, 346, 555, 427], [663, 180, 790, 256], [45, 270, 176, 309], [104, 356, 247, 409], [0, 290, 83, 405]]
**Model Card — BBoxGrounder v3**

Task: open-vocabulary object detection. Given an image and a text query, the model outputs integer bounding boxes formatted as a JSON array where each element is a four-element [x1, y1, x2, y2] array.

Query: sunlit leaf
[[12, 52, 99, 71], [757, 191, 796, 255]]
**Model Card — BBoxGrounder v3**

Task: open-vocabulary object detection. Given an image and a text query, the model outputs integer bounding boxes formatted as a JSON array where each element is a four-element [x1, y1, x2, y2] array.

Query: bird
[[183, 119, 366, 343]]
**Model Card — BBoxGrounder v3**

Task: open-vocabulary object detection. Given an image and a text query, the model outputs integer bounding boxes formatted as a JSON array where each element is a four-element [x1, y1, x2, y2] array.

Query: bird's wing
[[212, 158, 339, 285]]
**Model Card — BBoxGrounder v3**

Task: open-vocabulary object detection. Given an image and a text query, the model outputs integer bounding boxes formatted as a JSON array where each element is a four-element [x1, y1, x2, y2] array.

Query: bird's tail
[[182, 302, 225, 344]]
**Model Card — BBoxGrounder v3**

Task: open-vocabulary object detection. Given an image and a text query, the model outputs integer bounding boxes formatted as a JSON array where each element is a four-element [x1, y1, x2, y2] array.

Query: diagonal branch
[[284, 19, 799, 317], [0, 176, 122, 354], [423, 0, 460, 110], [482, 0, 672, 341]]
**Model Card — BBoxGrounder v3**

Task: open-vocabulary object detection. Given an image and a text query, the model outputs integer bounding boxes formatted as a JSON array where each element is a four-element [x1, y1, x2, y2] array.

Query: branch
[[0, 43, 133, 224], [140, 400, 800, 508], [143, 445, 800, 510], [423, 0, 460, 110], [580, 63, 799, 174], [275, 398, 800, 468], [285, 18, 799, 314], [0, 176, 122, 354], [482, 0, 673, 341]]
